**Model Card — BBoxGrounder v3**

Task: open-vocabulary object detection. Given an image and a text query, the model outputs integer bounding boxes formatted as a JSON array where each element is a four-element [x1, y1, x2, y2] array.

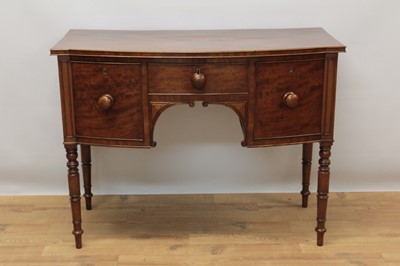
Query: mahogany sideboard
[[50, 28, 345, 248]]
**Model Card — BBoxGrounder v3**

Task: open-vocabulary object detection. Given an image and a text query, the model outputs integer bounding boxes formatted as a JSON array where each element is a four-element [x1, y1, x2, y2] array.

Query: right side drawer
[[254, 59, 325, 140]]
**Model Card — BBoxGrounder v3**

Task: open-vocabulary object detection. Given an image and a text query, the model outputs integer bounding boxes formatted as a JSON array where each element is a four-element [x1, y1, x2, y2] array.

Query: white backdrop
[[1, 0, 399, 195]]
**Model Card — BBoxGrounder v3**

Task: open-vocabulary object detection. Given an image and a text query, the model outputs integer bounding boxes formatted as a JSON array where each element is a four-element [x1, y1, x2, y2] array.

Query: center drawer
[[148, 63, 248, 94]]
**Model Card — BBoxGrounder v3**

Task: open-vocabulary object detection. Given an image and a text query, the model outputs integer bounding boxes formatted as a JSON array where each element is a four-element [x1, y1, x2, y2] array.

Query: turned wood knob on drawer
[[282, 91, 299, 108], [191, 68, 206, 89], [97, 94, 114, 111]]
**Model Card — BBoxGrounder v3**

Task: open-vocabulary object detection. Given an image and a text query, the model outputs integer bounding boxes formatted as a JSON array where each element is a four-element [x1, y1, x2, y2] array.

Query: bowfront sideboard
[[51, 28, 345, 248]]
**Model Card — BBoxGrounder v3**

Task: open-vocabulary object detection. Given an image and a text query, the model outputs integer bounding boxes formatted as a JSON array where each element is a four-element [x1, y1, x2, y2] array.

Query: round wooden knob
[[98, 94, 113, 111], [282, 91, 299, 108], [191, 68, 206, 89]]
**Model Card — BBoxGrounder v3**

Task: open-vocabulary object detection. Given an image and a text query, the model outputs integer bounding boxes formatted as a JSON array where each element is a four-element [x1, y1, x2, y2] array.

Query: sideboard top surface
[[50, 28, 345, 57]]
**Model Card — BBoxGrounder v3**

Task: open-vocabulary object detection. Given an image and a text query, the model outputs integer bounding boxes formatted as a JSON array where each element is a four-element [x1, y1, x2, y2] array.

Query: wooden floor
[[0, 192, 399, 266]]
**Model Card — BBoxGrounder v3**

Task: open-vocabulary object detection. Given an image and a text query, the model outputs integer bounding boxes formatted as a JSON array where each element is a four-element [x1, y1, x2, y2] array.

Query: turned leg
[[301, 143, 313, 208], [315, 141, 332, 246], [81, 145, 93, 210], [65, 144, 84, 249]]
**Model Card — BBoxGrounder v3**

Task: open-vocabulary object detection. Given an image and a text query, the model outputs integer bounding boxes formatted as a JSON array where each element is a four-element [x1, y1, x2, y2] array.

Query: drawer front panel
[[71, 62, 144, 140], [254, 59, 324, 140], [148, 63, 248, 93]]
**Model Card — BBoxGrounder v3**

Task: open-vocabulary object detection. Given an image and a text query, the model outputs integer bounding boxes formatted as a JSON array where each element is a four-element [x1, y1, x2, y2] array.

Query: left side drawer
[[71, 62, 144, 141]]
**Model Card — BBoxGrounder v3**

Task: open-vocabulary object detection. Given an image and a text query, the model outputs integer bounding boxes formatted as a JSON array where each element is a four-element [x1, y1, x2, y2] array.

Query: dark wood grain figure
[[51, 28, 345, 248]]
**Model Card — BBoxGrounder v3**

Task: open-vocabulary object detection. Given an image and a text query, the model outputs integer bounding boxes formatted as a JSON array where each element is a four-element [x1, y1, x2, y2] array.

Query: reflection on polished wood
[[0, 193, 399, 265]]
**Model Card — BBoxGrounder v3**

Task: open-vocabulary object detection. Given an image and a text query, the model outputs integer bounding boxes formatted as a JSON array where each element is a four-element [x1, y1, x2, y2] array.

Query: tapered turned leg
[[315, 141, 332, 246], [81, 145, 93, 210], [301, 143, 313, 208], [65, 144, 83, 249]]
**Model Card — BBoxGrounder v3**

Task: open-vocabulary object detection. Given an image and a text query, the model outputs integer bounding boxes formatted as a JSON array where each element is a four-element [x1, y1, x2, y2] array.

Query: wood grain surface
[[0, 192, 399, 265], [50, 28, 346, 57]]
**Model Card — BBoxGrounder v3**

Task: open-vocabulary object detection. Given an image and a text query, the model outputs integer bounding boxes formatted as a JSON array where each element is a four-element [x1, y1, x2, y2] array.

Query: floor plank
[[0, 192, 399, 265]]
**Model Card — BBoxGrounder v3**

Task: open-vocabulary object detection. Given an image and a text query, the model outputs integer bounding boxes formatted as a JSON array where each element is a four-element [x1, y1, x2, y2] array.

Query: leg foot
[[73, 228, 83, 249], [316, 227, 326, 246], [301, 143, 313, 208], [65, 144, 84, 249], [81, 145, 93, 210], [315, 141, 332, 246]]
